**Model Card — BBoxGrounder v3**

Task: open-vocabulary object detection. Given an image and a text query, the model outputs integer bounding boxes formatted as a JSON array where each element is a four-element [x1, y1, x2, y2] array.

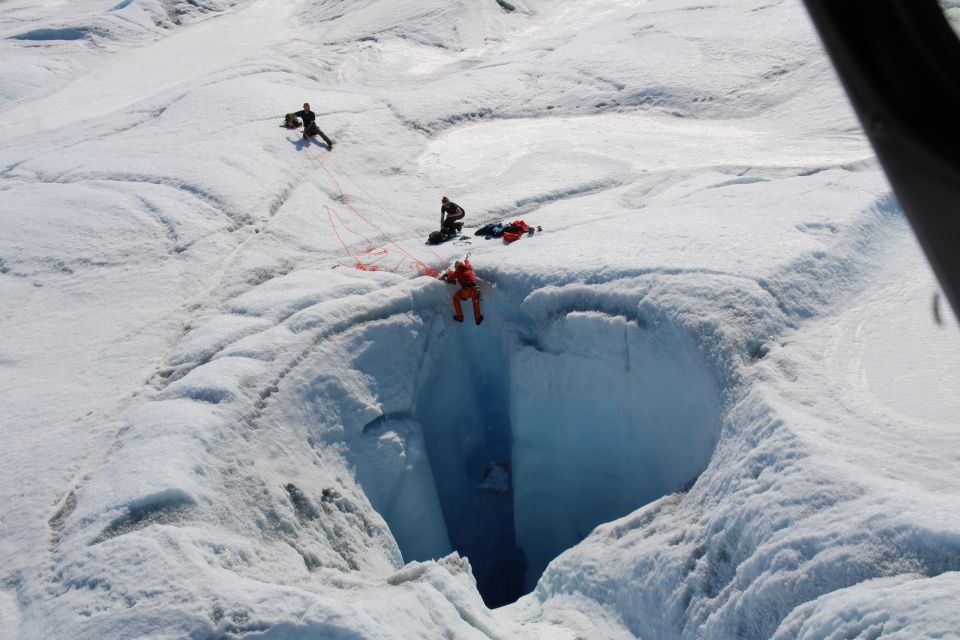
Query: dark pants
[[442, 211, 464, 234], [305, 122, 333, 146]]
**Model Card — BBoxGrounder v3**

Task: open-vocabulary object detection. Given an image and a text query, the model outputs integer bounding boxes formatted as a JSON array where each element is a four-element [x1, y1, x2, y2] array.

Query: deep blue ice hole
[[355, 293, 723, 608]]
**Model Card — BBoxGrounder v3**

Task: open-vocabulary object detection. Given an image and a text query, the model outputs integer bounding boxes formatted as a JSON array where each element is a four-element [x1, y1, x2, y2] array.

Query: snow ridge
[[3, 0, 960, 638]]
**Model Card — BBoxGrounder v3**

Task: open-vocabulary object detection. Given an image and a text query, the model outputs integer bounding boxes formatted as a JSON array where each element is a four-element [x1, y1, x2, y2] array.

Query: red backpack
[[502, 220, 530, 243]]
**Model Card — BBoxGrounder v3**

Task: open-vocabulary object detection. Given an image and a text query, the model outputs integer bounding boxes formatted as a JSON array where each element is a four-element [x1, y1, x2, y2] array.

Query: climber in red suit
[[442, 259, 483, 326]]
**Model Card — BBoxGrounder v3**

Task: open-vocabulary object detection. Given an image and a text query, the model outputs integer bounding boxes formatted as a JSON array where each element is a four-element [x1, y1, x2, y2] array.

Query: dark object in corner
[[801, 0, 960, 322]]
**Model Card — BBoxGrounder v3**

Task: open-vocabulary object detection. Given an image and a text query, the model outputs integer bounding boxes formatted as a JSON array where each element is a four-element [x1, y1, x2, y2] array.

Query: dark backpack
[[283, 113, 302, 129], [427, 230, 445, 245]]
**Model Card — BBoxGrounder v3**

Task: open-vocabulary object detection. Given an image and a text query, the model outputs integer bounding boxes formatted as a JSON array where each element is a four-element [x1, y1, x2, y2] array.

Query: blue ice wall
[[350, 294, 722, 606], [411, 302, 526, 608], [510, 311, 723, 588], [352, 415, 452, 562]]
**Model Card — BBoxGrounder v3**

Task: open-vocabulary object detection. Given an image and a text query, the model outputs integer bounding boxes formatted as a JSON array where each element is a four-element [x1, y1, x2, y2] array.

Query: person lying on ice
[[442, 258, 483, 325], [440, 196, 465, 235], [294, 102, 334, 149]]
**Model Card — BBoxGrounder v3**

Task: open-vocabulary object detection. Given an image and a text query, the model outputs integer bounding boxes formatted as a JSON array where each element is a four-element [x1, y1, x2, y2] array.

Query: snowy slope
[[2, 0, 959, 638]]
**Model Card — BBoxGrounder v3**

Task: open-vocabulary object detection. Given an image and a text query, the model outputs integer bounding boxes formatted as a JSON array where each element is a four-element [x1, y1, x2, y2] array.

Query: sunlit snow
[[2, 0, 960, 638]]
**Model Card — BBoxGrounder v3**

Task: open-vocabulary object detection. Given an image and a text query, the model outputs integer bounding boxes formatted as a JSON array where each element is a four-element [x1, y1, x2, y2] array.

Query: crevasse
[[354, 293, 724, 607]]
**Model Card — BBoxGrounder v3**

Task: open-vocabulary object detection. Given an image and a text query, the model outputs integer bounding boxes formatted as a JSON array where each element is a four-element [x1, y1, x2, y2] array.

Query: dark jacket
[[441, 201, 465, 221], [295, 109, 316, 128]]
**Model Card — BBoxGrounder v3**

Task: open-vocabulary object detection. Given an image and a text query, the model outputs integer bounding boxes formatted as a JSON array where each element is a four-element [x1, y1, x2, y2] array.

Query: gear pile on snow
[[427, 221, 466, 245], [475, 220, 542, 243]]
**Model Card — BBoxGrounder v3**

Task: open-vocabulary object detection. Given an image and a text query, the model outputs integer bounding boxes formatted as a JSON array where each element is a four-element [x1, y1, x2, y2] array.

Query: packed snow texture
[[2, 0, 960, 638]]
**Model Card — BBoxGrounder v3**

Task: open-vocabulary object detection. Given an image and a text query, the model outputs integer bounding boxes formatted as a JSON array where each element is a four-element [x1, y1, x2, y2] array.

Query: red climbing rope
[[305, 143, 441, 278], [328, 204, 376, 252], [326, 206, 370, 270], [324, 153, 445, 262]]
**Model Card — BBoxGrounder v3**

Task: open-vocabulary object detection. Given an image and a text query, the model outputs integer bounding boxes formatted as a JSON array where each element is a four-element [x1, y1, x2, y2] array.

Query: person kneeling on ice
[[294, 102, 334, 149], [440, 196, 465, 236], [442, 258, 483, 325]]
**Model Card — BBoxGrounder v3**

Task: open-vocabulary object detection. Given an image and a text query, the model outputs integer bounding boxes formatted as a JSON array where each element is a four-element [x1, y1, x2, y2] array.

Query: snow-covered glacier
[[2, 0, 960, 638]]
